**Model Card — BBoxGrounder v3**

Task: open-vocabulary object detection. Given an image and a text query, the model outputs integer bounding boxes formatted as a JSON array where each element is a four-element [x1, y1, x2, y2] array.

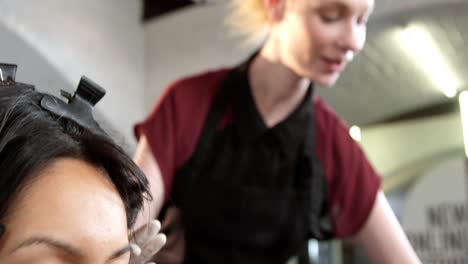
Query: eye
[[318, 7, 343, 23], [321, 14, 340, 23]]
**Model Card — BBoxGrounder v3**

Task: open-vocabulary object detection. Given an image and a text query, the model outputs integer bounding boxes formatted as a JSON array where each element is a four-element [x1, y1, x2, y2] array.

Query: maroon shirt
[[135, 68, 381, 238]]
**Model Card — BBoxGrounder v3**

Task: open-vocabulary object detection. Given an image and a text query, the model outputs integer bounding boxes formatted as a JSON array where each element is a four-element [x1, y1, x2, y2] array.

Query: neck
[[248, 45, 310, 127]]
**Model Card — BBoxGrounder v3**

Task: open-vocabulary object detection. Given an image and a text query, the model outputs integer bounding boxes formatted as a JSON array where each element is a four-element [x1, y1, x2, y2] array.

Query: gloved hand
[[129, 220, 167, 264]]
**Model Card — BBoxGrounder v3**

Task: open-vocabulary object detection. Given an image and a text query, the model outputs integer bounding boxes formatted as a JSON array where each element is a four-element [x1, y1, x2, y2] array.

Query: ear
[[263, 0, 286, 23]]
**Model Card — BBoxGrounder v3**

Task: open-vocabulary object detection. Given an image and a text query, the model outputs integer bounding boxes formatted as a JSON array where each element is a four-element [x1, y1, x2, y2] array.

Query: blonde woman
[[134, 0, 421, 263]]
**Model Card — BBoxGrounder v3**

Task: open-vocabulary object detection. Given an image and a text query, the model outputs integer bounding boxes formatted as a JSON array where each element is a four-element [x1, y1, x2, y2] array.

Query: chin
[[298, 65, 341, 87], [310, 73, 340, 87]]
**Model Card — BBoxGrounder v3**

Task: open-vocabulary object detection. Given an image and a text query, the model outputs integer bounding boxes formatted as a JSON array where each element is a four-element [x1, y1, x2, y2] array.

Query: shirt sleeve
[[134, 86, 178, 200], [134, 70, 228, 201], [315, 98, 382, 238]]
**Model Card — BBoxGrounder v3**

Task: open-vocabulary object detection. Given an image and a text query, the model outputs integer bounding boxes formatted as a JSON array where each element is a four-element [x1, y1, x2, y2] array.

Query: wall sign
[[402, 156, 468, 264]]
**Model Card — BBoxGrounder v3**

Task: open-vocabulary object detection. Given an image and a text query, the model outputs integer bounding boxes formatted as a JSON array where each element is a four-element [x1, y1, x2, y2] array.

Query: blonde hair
[[226, 0, 270, 44]]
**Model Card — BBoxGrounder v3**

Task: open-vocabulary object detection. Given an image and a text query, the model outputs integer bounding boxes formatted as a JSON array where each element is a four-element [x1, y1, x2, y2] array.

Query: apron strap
[[188, 69, 239, 174], [189, 51, 257, 173]]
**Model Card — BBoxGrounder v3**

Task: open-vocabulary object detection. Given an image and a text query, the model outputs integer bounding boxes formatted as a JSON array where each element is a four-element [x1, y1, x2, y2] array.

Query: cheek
[[290, 19, 333, 59], [306, 23, 339, 52], [278, 18, 315, 59]]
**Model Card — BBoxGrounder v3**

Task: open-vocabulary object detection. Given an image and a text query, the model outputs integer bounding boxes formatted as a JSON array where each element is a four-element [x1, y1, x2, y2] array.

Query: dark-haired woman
[[0, 78, 163, 263]]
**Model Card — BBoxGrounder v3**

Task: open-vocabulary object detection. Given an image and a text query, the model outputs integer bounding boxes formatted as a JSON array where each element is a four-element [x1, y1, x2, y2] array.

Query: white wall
[[143, 2, 259, 112], [0, 0, 145, 151], [361, 112, 464, 178]]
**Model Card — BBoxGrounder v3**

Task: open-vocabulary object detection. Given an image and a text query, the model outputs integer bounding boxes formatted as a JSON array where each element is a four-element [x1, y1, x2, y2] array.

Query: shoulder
[[135, 68, 233, 198], [160, 68, 231, 139], [142, 68, 230, 128], [164, 68, 230, 103], [158, 68, 233, 164]]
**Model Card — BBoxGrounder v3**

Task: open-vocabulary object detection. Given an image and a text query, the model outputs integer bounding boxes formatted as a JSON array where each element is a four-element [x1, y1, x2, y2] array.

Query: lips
[[321, 57, 346, 73]]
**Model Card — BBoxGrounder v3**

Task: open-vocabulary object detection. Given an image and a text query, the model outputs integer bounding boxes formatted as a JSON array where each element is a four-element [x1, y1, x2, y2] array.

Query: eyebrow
[[319, 0, 374, 14], [319, 1, 347, 9], [11, 236, 131, 260]]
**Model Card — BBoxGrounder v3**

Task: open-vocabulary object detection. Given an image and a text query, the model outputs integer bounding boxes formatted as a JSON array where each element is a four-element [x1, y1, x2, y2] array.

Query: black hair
[[0, 84, 150, 228]]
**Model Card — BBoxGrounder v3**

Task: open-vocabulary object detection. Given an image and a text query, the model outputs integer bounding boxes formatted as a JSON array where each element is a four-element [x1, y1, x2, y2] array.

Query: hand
[[129, 220, 167, 264]]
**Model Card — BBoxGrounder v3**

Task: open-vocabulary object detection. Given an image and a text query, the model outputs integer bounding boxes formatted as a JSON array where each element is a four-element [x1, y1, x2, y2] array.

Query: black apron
[[170, 64, 333, 264]]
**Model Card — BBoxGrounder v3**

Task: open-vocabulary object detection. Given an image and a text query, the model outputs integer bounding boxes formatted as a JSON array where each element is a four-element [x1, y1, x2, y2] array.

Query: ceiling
[[316, 2, 468, 126]]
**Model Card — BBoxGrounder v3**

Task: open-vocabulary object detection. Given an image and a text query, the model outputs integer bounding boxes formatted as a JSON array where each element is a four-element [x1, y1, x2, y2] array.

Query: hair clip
[[40, 76, 107, 134], [0, 63, 106, 134], [0, 63, 18, 86]]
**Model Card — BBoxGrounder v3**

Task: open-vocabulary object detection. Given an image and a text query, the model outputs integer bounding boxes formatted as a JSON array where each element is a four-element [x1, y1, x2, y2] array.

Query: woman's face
[[271, 0, 374, 86], [0, 158, 131, 263]]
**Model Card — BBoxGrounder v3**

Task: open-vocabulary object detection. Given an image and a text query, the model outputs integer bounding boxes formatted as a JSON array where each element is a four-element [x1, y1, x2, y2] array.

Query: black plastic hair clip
[[0, 63, 107, 135], [40, 76, 107, 135]]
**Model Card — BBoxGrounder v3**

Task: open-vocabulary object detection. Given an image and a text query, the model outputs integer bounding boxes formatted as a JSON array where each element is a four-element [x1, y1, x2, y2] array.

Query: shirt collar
[[230, 55, 315, 153], [272, 86, 314, 154], [231, 62, 268, 143]]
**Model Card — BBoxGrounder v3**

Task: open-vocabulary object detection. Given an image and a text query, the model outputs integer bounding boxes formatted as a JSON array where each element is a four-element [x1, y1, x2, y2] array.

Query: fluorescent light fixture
[[459, 91, 468, 158], [350, 125, 361, 142], [398, 24, 459, 98]]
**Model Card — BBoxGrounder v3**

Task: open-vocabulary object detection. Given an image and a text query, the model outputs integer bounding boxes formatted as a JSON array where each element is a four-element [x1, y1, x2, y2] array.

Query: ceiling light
[[350, 125, 361, 142], [459, 91, 468, 158], [398, 23, 459, 98]]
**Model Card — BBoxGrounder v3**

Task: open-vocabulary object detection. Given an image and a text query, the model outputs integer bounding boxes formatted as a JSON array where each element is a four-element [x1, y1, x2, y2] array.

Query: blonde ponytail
[[226, 0, 270, 44]]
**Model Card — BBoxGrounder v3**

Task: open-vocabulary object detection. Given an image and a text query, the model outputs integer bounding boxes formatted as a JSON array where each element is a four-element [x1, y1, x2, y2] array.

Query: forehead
[[3, 158, 128, 255]]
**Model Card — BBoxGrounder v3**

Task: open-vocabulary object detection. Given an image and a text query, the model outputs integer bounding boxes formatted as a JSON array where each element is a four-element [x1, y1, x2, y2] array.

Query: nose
[[338, 22, 366, 54]]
